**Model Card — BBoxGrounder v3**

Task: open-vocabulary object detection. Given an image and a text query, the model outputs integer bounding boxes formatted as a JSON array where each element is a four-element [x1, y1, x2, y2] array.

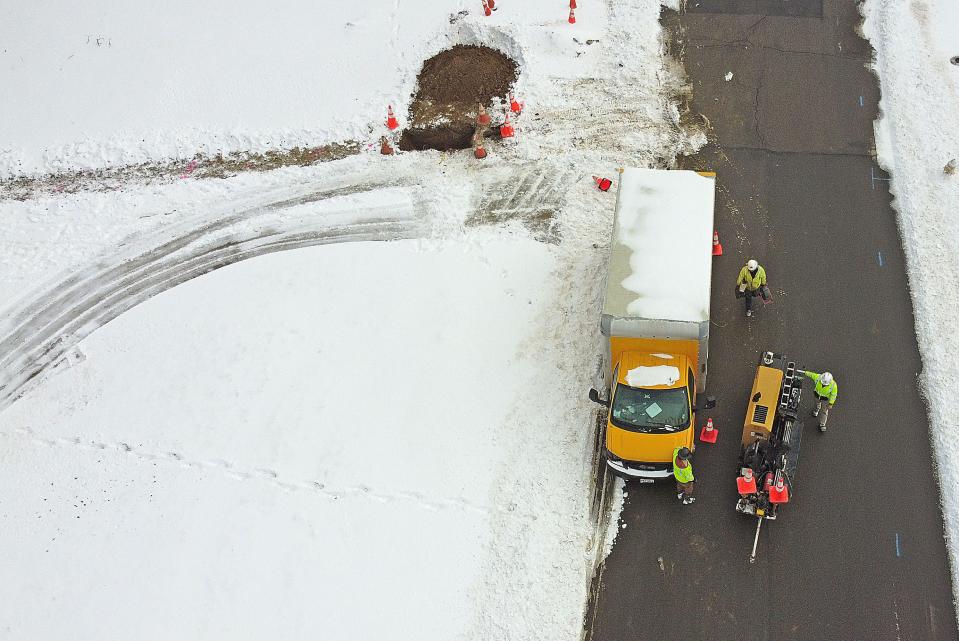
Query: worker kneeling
[[673, 447, 695, 505]]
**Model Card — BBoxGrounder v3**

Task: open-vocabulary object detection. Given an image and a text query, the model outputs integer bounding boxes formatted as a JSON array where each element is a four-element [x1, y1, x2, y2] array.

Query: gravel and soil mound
[[400, 44, 518, 151]]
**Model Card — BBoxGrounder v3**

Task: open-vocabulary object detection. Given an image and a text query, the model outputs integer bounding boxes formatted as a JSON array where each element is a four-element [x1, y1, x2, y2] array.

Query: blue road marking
[[877, 251, 884, 266], [895, 532, 901, 557]]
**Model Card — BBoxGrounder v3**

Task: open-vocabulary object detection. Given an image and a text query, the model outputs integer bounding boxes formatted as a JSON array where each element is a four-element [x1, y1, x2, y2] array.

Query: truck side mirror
[[589, 388, 610, 407]]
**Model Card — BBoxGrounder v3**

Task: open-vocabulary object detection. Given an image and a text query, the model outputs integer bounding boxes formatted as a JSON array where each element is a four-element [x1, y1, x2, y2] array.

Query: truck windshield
[[610, 385, 690, 433]]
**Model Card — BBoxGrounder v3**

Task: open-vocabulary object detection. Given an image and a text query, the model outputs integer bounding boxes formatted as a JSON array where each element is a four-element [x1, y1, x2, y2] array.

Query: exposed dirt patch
[[400, 44, 518, 152], [0, 142, 359, 201]]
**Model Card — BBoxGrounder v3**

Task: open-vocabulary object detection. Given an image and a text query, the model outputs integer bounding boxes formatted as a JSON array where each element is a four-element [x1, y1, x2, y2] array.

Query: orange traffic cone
[[380, 136, 394, 155], [737, 467, 757, 495], [570, 0, 577, 8], [768, 471, 790, 503], [483, 0, 491, 16], [476, 105, 492, 127], [499, 113, 514, 138], [387, 106, 399, 130], [474, 145, 487, 159], [509, 94, 523, 114], [699, 417, 718, 443], [568, 7, 576, 23], [487, 0, 495, 9], [712, 230, 723, 256], [593, 176, 612, 191]]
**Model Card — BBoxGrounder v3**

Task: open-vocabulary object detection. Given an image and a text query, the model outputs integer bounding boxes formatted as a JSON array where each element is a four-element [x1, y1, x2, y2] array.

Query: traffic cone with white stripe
[[712, 230, 723, 256], [699, 417, 718, 443], [737, 467, 757, 495]]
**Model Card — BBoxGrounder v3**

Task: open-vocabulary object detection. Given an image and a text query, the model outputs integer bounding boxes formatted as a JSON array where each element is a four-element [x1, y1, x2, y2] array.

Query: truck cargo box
[[600, 169, 716, 391]]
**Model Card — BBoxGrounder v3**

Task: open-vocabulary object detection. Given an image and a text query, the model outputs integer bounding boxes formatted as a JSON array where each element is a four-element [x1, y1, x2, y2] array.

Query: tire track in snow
[[0, 178, 430, 412]]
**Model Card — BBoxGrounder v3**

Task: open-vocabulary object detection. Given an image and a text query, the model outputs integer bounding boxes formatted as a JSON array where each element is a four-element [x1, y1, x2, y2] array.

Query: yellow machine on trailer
[[590, 168, 717, 482]]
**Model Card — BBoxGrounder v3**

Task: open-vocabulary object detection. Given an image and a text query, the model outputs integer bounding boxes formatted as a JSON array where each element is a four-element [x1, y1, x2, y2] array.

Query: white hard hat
[[820, 372, 833, 386], [747, 259, 758, 271]]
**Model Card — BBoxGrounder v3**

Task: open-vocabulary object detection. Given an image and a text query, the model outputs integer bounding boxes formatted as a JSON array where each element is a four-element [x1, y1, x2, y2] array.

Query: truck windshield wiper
[[646, 422, 676, 432]]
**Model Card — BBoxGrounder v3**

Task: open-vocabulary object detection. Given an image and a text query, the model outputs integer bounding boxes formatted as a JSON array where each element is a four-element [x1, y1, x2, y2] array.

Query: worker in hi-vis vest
[[673, 447, 695, 505], [799, 369, 838, 432], [736, 259, 770, 317]]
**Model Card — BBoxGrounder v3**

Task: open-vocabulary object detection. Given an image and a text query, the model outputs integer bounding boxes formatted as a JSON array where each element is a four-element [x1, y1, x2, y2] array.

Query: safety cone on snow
[[712, 230, 723, 256], [380, 136, 394, 155], [499, 113, 514, 138], [476, 104, 492, 127], [737, 467, 757, 495], [482, 0, 491, 16], [509, 94, 523, 114], [474, 145, 487, 159], [568, 7, 576, 23], [386, 106, 399, 130], [768, 471, 790, 504], [487, 0, 495, 9], [699, 417, 718, 443], [593, 176, 612, 191], [570, 0, 577, 8]]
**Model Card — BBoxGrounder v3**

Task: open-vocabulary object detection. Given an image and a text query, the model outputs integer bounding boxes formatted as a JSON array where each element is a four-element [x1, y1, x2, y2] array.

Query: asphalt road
[[586, 2, 958, 640]]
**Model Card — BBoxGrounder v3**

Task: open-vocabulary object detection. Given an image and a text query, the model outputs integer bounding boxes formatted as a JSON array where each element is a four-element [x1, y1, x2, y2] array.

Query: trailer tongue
[[736, 351, 806, 563]]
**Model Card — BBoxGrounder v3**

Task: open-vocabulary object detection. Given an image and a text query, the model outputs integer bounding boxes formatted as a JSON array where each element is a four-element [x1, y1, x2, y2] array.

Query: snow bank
[[861, 0, 959, 613], [0, 233, 601, 640]]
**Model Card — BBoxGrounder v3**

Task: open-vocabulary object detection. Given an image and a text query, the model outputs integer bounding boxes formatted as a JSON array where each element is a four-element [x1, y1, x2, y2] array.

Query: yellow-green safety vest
[[736, 266, 767, 291], [673, 448, 694, 483]]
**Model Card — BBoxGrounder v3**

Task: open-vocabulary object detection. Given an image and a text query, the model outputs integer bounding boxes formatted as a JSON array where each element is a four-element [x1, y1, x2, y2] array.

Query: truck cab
[[604, 352, 699, 479], [589, 168, 717, 481]]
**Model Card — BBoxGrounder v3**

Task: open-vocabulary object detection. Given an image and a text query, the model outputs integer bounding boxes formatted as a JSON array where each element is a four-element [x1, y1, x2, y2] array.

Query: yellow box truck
[[589, 168, 716, 482]]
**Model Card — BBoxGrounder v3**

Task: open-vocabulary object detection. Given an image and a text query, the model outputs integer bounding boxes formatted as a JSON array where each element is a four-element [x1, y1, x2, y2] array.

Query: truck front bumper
[[605, 458, 673, 481]]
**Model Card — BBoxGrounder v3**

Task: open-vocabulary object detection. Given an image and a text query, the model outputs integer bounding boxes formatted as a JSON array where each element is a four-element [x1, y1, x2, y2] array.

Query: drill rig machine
[[736, 351, 805, 563]]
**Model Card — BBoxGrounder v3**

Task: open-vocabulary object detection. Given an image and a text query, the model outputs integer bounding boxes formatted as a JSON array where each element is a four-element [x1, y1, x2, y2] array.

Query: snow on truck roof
[[603, 168, 716, 324]]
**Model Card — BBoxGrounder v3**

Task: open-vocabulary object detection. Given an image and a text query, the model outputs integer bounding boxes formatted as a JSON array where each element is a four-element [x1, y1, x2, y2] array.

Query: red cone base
[[737, 474, 757, 495], [500, 121, 514, 138], [594, 176, 612, 192], [699, 418, 718, 443], [510, 95, 523, 114], [769, 483, 790, 503], [483, 0, 491, 16], [474, 146, 487, 159]]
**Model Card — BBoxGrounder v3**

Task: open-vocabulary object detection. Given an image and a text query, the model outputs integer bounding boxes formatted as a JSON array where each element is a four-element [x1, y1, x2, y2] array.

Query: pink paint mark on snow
[[179, 160, 198, 179]]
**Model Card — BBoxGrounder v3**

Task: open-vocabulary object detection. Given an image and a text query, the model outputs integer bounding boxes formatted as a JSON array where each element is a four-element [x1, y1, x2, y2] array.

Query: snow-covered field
[[0, 1, 693, 638], [861, 0, 959, 611]]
